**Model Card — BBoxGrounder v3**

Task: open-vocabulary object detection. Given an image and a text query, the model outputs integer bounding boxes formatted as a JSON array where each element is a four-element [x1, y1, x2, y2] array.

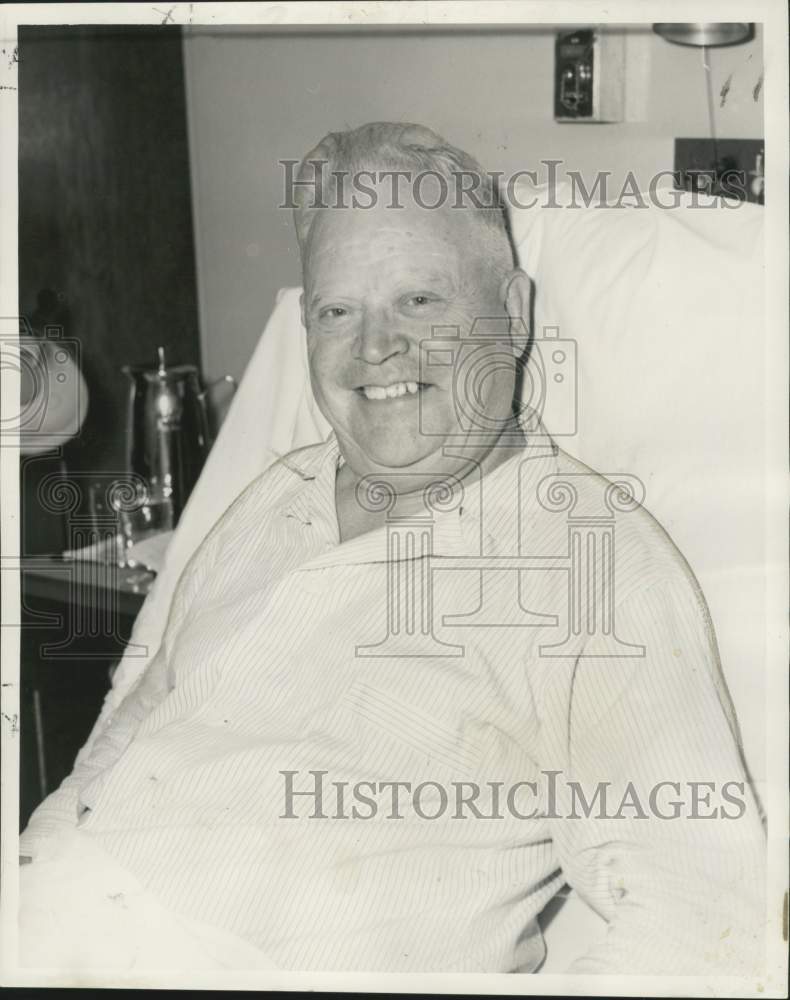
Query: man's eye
[[320, 306, 348, 320], [407, 295, 434, 307]]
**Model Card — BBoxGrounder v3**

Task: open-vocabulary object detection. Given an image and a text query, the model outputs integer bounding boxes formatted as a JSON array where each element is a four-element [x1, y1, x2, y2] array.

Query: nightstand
[[18, 558, 149, 829]]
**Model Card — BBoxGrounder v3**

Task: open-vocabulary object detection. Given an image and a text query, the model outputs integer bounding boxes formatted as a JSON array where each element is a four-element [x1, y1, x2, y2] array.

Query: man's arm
[[19, 642, 171, 859], [19, 509, 226, 858], [539, 574, 766, 976], [18, 459, 290, 857]]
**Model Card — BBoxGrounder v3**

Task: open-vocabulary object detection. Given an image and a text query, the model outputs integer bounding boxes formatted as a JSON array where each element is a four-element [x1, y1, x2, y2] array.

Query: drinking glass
[[112, 483, 173, 574]]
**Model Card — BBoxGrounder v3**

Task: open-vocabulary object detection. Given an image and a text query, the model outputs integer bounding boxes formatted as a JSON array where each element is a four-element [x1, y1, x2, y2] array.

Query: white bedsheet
[[19, 828, 279, 972]]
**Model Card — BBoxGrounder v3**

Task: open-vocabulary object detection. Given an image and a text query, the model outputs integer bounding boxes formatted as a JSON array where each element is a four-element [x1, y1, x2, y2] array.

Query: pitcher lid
[[122, 346, 199, 380]]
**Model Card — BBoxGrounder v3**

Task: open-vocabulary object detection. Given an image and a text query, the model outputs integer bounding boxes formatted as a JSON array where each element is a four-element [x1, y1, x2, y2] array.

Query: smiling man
[[296, 124, 529, 540], [20, 122, 765, 976]]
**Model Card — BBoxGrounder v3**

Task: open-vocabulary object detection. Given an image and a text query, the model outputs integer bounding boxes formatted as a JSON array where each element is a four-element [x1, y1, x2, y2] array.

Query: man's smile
[[355, 381, 432, 401]]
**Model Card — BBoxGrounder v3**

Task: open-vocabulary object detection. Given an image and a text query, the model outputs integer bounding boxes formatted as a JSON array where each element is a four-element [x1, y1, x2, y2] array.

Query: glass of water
[[112, 483, 173, 570]]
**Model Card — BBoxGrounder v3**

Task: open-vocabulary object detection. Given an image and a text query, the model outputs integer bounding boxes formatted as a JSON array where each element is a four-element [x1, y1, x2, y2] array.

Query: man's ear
[[501, 269, 533, 358], [502, 269, 532, 330]]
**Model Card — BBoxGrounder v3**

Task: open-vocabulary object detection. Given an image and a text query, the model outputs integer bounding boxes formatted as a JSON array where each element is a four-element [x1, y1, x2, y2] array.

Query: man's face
[[302, 196, 520, 481]]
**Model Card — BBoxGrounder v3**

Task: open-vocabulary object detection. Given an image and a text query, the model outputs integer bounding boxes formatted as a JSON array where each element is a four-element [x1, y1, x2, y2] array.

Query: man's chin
[[358, 440, 438, 471]]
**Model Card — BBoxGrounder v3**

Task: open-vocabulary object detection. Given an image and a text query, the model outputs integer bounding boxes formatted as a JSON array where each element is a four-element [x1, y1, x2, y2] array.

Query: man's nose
[[352, 309, 410, 365]]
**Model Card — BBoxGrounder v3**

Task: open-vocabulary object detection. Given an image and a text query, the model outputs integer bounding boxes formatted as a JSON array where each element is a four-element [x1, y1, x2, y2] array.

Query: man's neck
[[334, 417, 527, 543]]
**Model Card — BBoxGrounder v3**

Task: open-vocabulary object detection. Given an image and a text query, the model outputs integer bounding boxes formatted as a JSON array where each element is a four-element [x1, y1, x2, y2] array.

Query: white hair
[[292, 121, 515, 278]]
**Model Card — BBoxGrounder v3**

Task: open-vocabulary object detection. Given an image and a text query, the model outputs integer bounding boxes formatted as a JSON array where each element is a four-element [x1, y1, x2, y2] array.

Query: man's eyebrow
[[396, 272, 457, 293], [306, 271, 459, 309], [307, 292, 353, 310]]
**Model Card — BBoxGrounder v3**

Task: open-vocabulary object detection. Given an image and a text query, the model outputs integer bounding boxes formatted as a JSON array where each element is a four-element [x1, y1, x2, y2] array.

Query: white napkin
[[125, 530, 174, 573], [62, 530, 173, 573]]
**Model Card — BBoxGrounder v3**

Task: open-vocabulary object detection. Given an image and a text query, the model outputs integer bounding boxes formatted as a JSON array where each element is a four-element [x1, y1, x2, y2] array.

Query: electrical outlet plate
[[554, 27, 625, 123], [674, 138, 765, 204]]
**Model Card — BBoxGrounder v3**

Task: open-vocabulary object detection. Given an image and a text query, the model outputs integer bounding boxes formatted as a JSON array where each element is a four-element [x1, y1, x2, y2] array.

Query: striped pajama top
[[22, 431, 765, 973]]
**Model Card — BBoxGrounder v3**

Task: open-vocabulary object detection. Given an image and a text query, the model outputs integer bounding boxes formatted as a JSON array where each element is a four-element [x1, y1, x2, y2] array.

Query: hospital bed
[[36, 179, 767, 971]]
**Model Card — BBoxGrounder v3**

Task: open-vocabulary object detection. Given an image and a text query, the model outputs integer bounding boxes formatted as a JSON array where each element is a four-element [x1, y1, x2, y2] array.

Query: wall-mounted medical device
[[554, 27, 625, 123]]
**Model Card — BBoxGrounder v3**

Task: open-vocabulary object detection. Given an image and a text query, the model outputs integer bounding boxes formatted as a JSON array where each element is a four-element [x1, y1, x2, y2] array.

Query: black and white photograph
[[0, 2, 787, 994]]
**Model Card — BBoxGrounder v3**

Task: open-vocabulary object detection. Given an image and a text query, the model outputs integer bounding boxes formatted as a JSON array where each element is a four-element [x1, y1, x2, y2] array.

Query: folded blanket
[[19, 828, 279, 972]]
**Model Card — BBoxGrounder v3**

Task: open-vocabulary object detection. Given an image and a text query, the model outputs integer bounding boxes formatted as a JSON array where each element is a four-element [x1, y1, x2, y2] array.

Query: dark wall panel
[[19, 25, 201, 479], [19, 26, 200, 554]]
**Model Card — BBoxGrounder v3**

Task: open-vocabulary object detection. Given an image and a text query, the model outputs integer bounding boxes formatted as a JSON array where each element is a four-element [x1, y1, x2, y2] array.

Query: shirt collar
[[277, 432, 342, 542], [275, 407, 561, 567]]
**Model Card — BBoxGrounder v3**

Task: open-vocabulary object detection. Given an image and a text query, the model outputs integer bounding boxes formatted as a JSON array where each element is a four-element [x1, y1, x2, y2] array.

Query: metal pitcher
[[122, 347, 235, 525]]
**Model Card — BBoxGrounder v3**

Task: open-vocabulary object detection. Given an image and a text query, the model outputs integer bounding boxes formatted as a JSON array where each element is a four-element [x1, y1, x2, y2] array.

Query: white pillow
[[511, 181, 766, 786]]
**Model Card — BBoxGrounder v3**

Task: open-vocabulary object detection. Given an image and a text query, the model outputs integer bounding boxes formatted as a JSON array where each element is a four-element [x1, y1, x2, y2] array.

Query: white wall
[[183, 24, 764, 382]]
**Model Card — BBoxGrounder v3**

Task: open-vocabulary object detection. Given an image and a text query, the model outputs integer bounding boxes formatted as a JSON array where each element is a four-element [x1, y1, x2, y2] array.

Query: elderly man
[[19, 123, 764, 975]]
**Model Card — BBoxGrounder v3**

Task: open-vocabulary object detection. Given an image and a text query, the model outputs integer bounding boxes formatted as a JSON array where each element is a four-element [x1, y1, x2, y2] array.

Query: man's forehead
[[304, 200, 483, 274], [310, 194, 473, 235]]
